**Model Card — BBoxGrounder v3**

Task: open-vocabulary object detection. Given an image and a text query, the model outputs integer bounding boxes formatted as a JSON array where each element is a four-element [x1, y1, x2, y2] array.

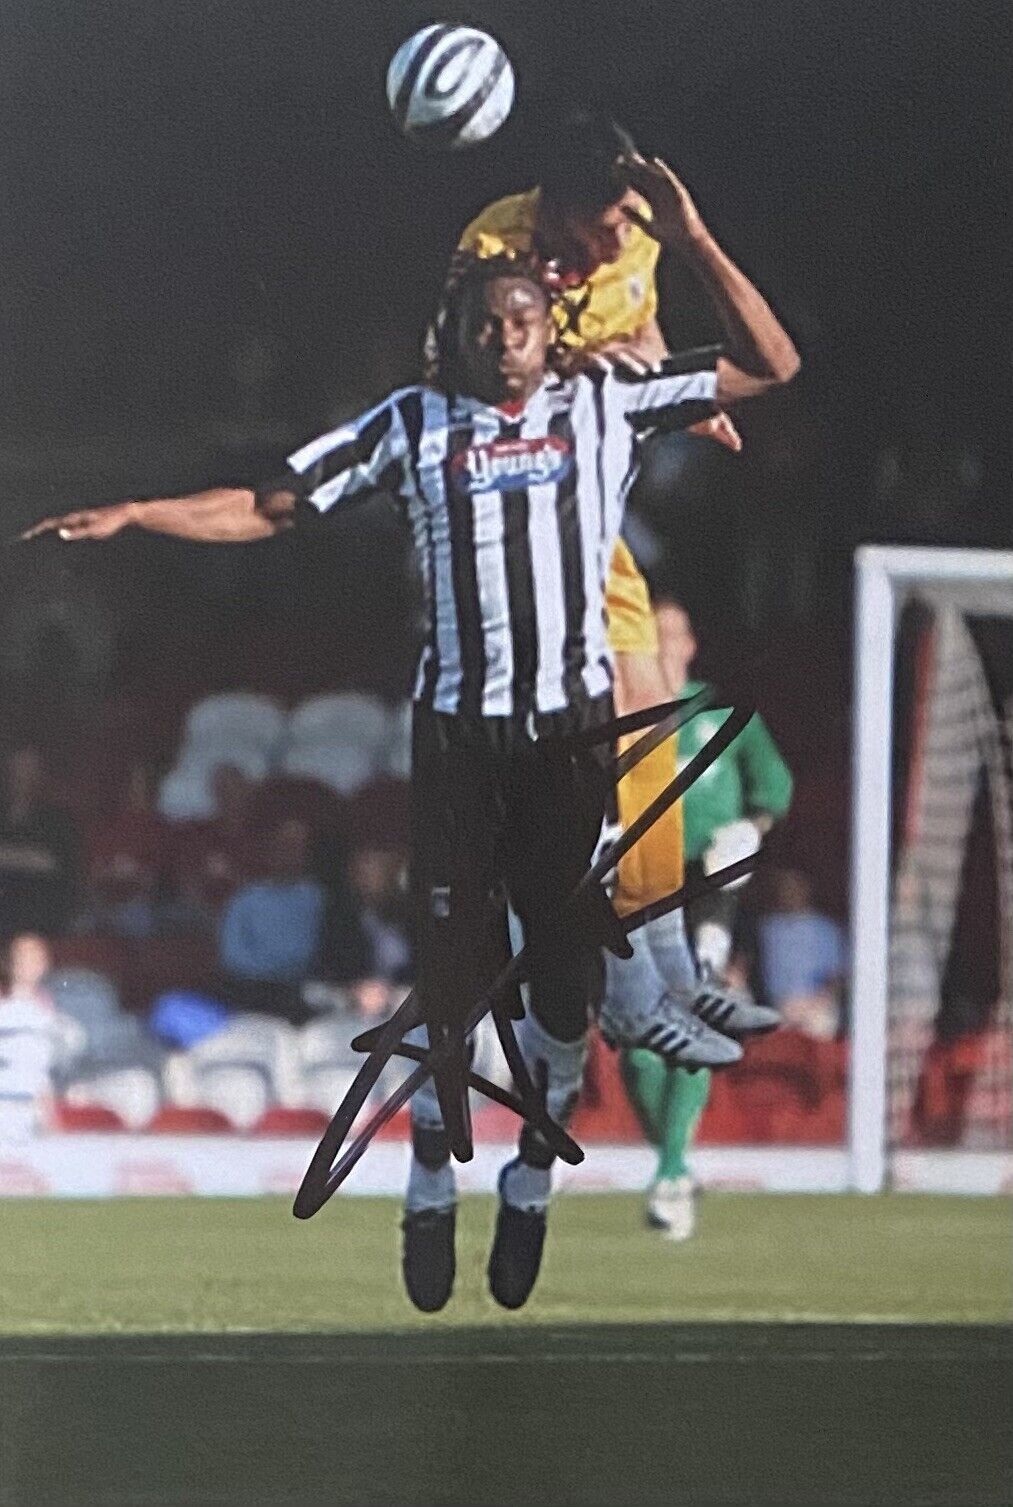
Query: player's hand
[[20, 502, 136, 543], [687, 410, 743, 452], [619, 154, 707, 249]]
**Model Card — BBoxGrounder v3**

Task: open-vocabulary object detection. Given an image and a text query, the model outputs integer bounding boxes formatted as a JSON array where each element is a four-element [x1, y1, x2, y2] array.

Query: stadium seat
[[280, 692, 391, 796], [278, 744, 377, 799], [297, 1012, 397, 1116], [46, 967, 122, 1026], [45, 969, 151, 1081], [298, 1064, 360, 1116], [183, 692, 286, 755], [53, 1101, 127, 1133], [252, 1105, 331, 1136], [154, 691, 286, 822], [192, 1065, 271, 1130], [62, 1066, 162, 1131], [157, 749, 270, 820], [146, 1104, 235, 1134], [189, 1015, 301, 1095], [68, 1022, 165, 1094], [163, 1015, 302, 1131], [286, 692, 389, 748]]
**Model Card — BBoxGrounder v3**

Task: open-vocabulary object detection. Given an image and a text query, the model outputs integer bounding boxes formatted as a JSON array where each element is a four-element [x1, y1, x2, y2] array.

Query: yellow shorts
[[606, 540, 684, 915], [605, 538, 659, 656]]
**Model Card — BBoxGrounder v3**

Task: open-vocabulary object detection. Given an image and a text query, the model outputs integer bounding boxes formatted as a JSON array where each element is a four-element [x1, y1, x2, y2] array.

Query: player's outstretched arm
[[20, 486, 296, 545], [621, 155, 800, 403]]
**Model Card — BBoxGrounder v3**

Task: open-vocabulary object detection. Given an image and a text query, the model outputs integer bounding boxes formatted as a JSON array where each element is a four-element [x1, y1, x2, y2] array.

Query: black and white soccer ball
[[386, 24, 515, 150]]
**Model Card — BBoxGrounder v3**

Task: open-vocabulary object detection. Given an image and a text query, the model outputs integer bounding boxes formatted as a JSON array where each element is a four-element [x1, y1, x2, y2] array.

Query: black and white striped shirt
[[285, 363, 717, 719]]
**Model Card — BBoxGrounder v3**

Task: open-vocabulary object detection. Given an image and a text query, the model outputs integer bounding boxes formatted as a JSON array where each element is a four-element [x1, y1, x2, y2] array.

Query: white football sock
[[500, 1157, 552, 1214], [405, 1023, 456, 1214], [643, 907, 699, 991], [695, 920, 733, 978], [501, 1011, 587, 1214], [406, 1156, 456, 1214], [406, 1023, 443, 1131]]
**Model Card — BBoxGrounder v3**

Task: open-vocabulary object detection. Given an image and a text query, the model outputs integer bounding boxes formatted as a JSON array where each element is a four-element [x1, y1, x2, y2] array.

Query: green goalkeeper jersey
[[678, 679, 793, 862]]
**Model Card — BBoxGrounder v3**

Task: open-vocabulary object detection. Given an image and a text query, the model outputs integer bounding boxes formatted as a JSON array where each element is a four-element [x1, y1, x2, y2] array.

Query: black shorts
[[410, 696, 614, 1043]]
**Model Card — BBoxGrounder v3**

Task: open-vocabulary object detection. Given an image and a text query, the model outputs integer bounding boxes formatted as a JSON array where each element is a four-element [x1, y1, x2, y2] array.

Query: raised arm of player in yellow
[[620, 155, 800, 400]]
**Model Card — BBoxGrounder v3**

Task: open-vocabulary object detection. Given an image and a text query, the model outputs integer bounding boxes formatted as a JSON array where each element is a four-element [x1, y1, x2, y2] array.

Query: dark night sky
[[0, 0, 1007, 720], [0, 0, 1005, 451]]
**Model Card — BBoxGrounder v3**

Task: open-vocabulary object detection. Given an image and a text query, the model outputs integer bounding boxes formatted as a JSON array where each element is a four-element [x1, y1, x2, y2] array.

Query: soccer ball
[[386, 24, 515, 150]]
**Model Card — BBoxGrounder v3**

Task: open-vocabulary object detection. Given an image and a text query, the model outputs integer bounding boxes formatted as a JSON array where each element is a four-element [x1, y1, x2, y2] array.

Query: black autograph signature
[[293, 689, 758, 1220]]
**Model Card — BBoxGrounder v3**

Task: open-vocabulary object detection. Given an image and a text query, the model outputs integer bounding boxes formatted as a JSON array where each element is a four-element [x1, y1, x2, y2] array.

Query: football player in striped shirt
[[25, 189, 798, 1308]]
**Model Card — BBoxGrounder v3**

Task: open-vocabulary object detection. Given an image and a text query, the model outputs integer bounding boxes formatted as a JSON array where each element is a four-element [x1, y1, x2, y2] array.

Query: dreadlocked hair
[[425, 250, 552, 392]]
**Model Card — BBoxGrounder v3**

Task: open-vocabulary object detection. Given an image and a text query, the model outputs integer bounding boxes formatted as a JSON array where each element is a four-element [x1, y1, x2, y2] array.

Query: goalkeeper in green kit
[[615, 595, 793, 1240]]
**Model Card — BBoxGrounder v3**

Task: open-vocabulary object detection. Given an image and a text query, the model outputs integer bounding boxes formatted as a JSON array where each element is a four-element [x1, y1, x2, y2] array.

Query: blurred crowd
[[0, 685, 847, 1142], [0, 691, 429, 1138], [0, 747, 414, 1002]]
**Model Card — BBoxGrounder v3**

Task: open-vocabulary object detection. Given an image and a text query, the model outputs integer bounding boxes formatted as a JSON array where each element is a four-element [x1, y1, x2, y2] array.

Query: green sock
[[620, 1048, 669, 1145], [657, 1067, 712, 1181]]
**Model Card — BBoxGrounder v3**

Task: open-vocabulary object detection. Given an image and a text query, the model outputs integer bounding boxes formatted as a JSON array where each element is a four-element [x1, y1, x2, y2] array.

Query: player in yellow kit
[[450, 113, 725, 909], [401, 115, 791, 1264], [455, 108, 784, 1187], [450, 114, 757, 924]]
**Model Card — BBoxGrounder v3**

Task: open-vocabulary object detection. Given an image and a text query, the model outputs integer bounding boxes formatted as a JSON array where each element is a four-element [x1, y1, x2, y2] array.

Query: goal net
[[851, 547, 1013, 1192]]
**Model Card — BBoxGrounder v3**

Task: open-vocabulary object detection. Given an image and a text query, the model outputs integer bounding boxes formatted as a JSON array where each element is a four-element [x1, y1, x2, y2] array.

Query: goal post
[[849, 546, 1013, 1193]]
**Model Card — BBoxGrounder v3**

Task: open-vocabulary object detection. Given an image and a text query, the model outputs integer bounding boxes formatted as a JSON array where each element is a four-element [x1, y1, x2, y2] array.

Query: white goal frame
[[850, 545, 1013, 1193]]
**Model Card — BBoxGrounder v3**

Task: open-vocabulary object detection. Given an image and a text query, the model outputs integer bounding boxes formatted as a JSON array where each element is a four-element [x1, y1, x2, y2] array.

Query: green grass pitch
[[1, 1193, 1010, 1505]]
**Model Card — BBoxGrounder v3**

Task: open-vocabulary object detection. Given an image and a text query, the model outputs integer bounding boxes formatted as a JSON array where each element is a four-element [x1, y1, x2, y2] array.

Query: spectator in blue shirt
[[754, 868, 847, 1039], [219, 817, 326, 1021]]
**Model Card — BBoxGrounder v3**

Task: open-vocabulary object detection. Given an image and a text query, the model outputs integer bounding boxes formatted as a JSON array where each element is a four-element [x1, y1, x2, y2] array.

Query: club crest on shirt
[[451, 435, 573, 494]]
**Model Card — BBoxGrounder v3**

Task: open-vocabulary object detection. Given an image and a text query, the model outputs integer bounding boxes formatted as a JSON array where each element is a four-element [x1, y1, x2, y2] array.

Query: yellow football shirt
[[459, 189, 660, 351]]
